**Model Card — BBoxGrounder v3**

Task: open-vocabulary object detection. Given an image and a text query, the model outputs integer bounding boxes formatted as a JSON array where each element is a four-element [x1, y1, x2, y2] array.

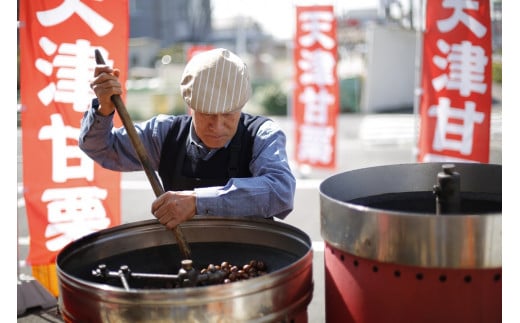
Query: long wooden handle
[[94, 49, 192, 260]]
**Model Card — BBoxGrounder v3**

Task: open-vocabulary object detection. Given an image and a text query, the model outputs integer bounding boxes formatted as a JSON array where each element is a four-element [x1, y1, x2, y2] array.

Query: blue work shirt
[[78, 106, 296, 220]]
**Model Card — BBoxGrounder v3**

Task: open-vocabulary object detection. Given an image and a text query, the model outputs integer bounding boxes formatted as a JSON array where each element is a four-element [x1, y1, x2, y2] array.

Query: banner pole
[[412, 0, 426, 162]]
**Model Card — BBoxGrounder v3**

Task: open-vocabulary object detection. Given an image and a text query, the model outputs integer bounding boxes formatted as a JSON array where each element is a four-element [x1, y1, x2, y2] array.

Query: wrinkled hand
[[151, 191, 196, 229], [90, 65, 122, 116]]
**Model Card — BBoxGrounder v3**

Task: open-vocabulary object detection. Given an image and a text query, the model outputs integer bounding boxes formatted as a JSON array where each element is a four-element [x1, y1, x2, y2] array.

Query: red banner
[[293, 5, 339, 169], [19, 0, 128, 265], [418, 0, 492, 163]]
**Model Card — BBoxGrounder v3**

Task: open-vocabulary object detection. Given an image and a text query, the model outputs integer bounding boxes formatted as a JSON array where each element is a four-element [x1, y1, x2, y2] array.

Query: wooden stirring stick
[[94, 49, 192, 260]]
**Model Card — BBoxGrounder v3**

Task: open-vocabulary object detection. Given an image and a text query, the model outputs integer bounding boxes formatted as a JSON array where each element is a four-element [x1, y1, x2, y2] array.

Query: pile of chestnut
[[200, 260, 268, 284]]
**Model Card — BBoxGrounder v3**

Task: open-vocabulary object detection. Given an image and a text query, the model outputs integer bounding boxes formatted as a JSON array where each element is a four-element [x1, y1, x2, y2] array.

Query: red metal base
[[324, 244, 501, 323]]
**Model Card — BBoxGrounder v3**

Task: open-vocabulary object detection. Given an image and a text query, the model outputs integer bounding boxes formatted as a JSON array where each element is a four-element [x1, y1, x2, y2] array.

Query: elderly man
[[79, 48, 296, 229]]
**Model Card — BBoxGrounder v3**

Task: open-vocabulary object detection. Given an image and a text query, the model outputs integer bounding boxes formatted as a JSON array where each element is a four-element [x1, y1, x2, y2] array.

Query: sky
[[211, 0, 380, 40]]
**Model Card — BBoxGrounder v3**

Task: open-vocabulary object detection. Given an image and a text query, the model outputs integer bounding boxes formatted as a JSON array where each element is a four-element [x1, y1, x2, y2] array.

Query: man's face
[[192, 110, 242, 148]]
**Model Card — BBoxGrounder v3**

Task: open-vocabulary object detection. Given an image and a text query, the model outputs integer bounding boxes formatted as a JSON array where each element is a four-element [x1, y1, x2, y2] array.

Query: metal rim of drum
[[319, 162, 501, 269], [56, 217, 314, 322]]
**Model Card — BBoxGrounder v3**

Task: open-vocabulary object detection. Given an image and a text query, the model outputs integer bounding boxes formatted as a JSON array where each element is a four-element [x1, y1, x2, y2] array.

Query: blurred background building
[[105, 0, 502, 120]]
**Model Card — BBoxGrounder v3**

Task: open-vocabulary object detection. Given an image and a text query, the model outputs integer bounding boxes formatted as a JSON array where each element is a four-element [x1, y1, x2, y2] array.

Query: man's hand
[[151, 191, 197, 229], [90, 65, 122, 116]]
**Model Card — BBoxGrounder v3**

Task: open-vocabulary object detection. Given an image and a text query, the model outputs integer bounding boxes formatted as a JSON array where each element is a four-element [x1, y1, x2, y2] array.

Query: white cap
[[180, 48, 252, 114]]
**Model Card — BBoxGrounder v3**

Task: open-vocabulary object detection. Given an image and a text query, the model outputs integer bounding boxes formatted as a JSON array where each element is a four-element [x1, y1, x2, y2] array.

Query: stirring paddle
[[93, 49, 192, 260]]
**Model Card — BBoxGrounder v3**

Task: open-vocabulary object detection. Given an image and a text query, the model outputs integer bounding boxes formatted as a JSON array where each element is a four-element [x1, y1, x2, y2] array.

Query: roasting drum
[[57, 216, 313, 323], [320, 162, 501, 323]]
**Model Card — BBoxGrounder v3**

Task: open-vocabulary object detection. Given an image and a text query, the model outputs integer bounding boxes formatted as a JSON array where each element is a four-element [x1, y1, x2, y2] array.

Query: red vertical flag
[[294, 5, 339, 169], [418, 0, 492, 163], [19, 0, 128, 279]]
